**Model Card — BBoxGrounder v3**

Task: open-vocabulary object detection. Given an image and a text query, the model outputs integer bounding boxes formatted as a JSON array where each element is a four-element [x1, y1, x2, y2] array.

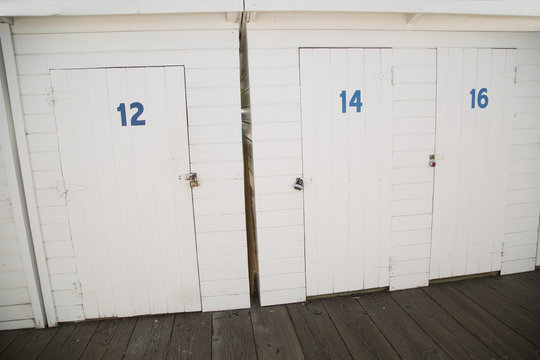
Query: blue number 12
[[117, 102, 145, 126], [340, 90, 363, 113]]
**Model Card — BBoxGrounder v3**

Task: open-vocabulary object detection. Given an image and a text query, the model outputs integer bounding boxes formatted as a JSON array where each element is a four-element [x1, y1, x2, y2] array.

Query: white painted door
[[300, 48, 392, 297], [430, 48, 516, 279], [51, 67, 201, 318]]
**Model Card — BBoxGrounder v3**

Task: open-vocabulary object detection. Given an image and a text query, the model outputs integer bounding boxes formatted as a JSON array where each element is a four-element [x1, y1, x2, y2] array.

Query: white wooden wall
[[501, 49, 540, 273], [0, 0, 243, 16], [246, 13, 540, 306], [9, 14, 249, 323], [0, 34, 45, 330], [389, 49, 436, 290], [0, 143, 36, 329]]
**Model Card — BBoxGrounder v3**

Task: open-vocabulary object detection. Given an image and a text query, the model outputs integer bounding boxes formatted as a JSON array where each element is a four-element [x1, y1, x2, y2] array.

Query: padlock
[[294, 177, 304, 191], [186, 173, 199, 188], [429, 154, 436, 168]]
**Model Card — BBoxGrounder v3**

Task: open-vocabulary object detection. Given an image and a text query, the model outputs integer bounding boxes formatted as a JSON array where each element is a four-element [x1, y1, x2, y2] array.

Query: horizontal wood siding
[[246, 24, 540, 306], [0, 142, 35, 329], [247, 40, 305, 305], [501, 49, 540, 274], [12, 15, 248, 321], [389, 49, 436, 290]]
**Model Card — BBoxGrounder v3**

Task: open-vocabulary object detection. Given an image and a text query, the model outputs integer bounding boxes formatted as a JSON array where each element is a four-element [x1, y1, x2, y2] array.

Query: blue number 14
[[340, 90, 363, 113]]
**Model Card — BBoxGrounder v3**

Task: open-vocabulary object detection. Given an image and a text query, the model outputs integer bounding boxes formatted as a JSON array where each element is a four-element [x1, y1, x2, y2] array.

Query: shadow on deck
[[1, 271, 539, 359]]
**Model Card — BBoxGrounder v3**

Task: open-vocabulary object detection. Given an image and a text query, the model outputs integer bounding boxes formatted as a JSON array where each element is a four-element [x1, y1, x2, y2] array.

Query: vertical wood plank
[[452, 278, 540, 347], [212, 309, 257, 360], [107, 67, 150, 316], [0, 330, 21, 353], [167, 312, 212, 360], [379, 49, 393, 287], [286, 301, 352, 359], [123, 315, 175, 360], [126, 67, 162, 315], [424, 283, 539, 358], [313, 49, 333, 296], [251, 305, 304, 359], [92, 67, 133, 317], [347, 49, 366, 292], [166, 67, 201, 312], [80, 318, 136, 360], [38, 321, 98, 359], [330, 49, 350, 294], [391, 288, 496, 359], [0, 327, 57, 359], [77, 69, 116, 318], [147, 67, 183, 314], [357, 292, 450, 359], [323, 297, 399, 359], [363, 49, 383, 290], [300, 49, 318, 297]]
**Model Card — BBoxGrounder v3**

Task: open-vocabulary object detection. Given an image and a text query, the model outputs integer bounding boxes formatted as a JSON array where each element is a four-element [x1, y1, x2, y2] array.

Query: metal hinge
[[389, 256, 395, 276], [73, 281, 82, 298], [499, 67, 517, 83], [56, 179, 86, 197], [47, 87, 76, 105], [46, 87, 55, 106], [375, 68, 394, 84]]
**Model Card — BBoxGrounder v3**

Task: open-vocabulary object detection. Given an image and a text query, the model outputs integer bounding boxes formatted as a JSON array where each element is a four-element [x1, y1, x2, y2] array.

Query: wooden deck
[[1, 271, 539, 359]]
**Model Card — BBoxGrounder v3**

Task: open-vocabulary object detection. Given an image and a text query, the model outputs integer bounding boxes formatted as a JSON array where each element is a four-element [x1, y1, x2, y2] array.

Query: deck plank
[[485, 276, 540, 316], [357, 292, 450, 359], [452, 278, 540, 347], [287, 301, 352, 360], [123, 314, 175, 360], [38, 321, 98, 359], [322, 297, 400, 359], [0, 327, 57, 360], [391, 288, 496, 359], [167, 312, 212, 360], [251, 305, 304, 360], [80, 317, 136, 360], [0, 330, 22, 353], [511, 271, 540, 295], [424, 283, 539, 358], [212, 309, 257, 360]]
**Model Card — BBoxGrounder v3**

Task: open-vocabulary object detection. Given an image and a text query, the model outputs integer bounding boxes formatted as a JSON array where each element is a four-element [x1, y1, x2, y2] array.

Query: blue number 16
[[340, 90, 363, 113]]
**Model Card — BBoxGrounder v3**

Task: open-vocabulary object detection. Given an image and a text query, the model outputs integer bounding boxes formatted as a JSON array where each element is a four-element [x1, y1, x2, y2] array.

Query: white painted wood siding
[[246, 18, 540, 306], [245, 1, 540, 17], [0, 143, 36, 330], [300, 48, 392, 296], [11, 15, 248, 322], [501, 49, 540, 274], [430, 48, 516, 279], [389, 49, 436, 290], [0, 0, 243, 16]]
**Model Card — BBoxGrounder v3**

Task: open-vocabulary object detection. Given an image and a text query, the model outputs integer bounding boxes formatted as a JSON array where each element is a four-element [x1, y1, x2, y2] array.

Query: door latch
[[186, 173, 199, 188], [294, 177, 304, 191]]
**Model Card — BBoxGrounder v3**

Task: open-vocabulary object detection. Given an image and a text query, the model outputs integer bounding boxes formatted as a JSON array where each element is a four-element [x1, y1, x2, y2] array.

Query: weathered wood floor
[[1, 271, 539, 359]]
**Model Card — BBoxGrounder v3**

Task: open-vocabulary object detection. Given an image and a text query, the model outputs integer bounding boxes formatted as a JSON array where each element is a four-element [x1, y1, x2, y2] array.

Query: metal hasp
[[294, 177, 304, 191], [186, 173, 199, 188], [429, 154, 437, 167]]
